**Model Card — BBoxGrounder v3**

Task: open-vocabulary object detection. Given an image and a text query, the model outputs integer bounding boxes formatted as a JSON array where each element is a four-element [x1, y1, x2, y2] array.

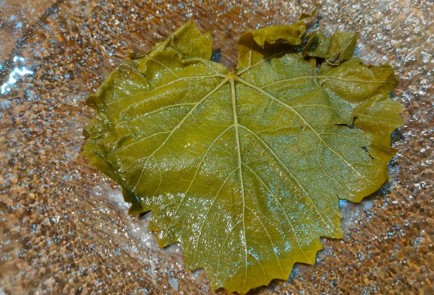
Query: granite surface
[[0, 0, 433, 294]]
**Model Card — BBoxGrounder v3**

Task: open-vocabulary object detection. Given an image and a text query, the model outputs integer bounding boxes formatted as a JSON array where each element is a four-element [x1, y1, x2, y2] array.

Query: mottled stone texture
[[0, 0, 432, 294]]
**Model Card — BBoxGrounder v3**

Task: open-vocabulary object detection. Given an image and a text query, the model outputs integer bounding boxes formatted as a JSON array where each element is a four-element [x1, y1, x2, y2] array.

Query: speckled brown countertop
[[0, 1, 433, 294]]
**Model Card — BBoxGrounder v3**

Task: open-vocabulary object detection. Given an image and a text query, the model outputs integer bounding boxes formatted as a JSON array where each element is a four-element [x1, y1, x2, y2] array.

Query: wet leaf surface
[[83, 21, 402, 294]]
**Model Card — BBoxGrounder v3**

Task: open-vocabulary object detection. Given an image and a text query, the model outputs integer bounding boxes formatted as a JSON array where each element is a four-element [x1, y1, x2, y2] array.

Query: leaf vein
[[236, 76, 375, 186], [230, 77, 249, 290], [242, 163, 308, 260], [170, 124, 234, 226], [107, 74, 224, 107], [128, 78, 229, 191], [239, 124, 332, 228], [192, 167, 239, 265], [245, 205, 285, 277]]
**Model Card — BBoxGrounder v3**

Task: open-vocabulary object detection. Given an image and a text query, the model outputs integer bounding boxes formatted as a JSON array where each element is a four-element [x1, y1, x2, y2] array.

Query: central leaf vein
[[230, 77, 249, 289]]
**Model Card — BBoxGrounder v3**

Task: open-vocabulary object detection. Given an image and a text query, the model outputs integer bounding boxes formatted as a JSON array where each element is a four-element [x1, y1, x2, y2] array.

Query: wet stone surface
[[0, 0, 433, 294]]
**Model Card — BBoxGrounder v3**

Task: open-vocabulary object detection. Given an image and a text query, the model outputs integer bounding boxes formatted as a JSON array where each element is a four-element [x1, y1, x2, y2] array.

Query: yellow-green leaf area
[[83, 21, 402, 294]]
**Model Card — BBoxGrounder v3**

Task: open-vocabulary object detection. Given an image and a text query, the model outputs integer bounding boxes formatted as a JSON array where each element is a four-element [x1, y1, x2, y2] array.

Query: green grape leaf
[[83, 21, 402, 294], [303, 31, 359, 65]]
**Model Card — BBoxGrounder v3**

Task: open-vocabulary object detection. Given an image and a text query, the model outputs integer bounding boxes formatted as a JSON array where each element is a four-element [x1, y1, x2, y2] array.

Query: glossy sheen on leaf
[[83, 21, 402, 294]]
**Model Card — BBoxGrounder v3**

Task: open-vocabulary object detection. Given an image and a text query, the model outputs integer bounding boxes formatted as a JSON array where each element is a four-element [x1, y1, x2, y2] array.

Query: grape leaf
[[83, 21, 402, 294]]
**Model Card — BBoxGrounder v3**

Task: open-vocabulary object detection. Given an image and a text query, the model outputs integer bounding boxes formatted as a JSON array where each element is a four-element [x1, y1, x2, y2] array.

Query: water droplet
[[168, 277, 179, 291]]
